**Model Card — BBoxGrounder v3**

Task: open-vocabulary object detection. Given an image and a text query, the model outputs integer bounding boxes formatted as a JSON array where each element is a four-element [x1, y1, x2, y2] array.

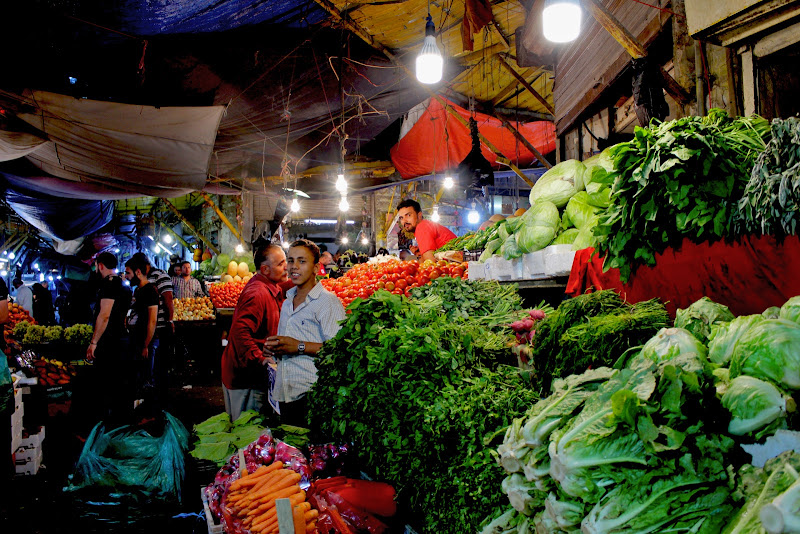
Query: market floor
[[2, 378, 227, 534]]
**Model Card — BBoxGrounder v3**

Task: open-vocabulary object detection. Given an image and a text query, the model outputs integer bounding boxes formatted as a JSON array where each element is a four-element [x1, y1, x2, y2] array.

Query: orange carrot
[[303, 509, 318, 522], [293, 506, 305, 534], [247, 487, 304, 517], [230, 461, 284, 491], [246, 471, 301, 504], [250, 492, 306, 530], [305, 519, 317, 533], [234, 470, 296, 511]]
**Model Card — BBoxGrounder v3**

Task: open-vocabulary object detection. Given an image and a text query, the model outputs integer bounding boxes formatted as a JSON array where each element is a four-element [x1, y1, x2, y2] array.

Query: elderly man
[[221, 244, 293, 420]]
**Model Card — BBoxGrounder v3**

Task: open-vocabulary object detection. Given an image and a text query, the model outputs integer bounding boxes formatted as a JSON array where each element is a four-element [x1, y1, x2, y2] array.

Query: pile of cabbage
[[478, 152, 614, 262], [480, 294, 800, 534]]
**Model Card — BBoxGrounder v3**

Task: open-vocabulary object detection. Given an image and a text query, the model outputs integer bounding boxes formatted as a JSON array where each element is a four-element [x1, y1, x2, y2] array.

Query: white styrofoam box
[[522, 251, 546, 279], [11, 418, 23, 454], [491, 257, 515, 280], [14, 449, 42, 476], [467, 261, 486, 280], [14, 387, 22, 413], [201, 486, 224, 534], [543, 244, 577, 276], [510, 257, 525, 280], [19, 426, 45, 451], [15, 442, 41, 462]]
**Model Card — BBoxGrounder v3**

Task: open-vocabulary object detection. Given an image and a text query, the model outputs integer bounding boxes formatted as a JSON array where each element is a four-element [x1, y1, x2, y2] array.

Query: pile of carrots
[[225, 461, 318, 533]]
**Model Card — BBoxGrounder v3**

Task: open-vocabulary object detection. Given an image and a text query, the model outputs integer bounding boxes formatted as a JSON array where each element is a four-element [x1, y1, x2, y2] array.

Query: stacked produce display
[[320, 258, 467, 307], [174, 296, 215, 321], [3, 301, 35, 348]]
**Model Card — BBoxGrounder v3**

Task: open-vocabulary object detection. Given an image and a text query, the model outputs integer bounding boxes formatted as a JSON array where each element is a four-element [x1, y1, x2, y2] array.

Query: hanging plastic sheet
[[2, 177, 114, 242]]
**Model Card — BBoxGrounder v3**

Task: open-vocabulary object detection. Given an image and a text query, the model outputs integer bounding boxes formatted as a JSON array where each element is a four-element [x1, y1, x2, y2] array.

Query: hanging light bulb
[[361, 235, 369, 245], [431, 205, 440, 223], [341, 236, 349, 245], [443, 175, 454, 189], [163, 234, 173, 244], [114, 248, 120, 253], [467, 202, 480, 225], [33, 263, 38, 270], [39, 273, 44, 282], [542, 0, 582, 43], [416, 15, 443, 84], [48, 275, 54, 282], [235, 243, 245, 254], [335, 173, 348, 193], [0, 270, 6, 277], [8, 252, 15, 260], [290, 197, 300, 213], [282, 241, 290, 249], [339, 196, 350, 212]]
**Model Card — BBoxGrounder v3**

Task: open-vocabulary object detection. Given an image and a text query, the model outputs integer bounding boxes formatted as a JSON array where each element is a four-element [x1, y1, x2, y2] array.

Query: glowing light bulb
[[33, 263, 38, 270], [443, 176, 454, 189], [467, 210, 480, 224], [48, 275, 54, 282], [57, 275, 62, 280], [290, 198, 300, 212], [431, 206, 440, 222], [416, 16, 443, 84], [339, 197, 350, 212], [335, 174, 348, 193], [39, 273, 44, 282], [163, 234, 173, 244], [114, 248, 120, 253], [361, 236, 369, 245], [543, 0, 582, 43], [0, 270, 6, 277], [8, 252, 15, 260], [282, 241, 290, 249], [341, 236, 349, 244], [235, 243, 245, 254]]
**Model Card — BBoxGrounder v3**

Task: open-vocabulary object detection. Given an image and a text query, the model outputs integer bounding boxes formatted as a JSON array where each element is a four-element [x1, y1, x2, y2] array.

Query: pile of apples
[[174, 297, 216, 321]]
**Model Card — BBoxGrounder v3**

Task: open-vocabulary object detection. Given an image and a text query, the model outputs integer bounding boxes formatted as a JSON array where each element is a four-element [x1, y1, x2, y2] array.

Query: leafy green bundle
[[736, 116, 800, 237], [594, 109, 770, 281], [528, 290, 669, 392], [409, 277, 523, 325], [308, 287, 536, 534]]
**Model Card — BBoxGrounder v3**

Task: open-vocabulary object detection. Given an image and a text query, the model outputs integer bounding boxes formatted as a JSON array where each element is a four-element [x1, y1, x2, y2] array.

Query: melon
[[514, 208, 527, 217], [233, 275, 242, 283], [221, 274, 233, 283], [488, 214, 506, 223], [227, 261, 239, 277], [237, 262, 249, 278]]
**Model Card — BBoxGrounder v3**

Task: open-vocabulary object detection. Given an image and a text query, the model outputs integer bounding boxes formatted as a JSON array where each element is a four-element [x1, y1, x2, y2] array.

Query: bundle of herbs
[[594, 109, 770, 281], [308, 288, 535, 534], [409, 276, 524, 325], [528, 290, 669, 391], [736, 116, 800, 237]]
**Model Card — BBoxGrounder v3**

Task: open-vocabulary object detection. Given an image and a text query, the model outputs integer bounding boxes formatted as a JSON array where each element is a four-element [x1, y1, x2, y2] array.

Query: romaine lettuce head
[[517, 201, 560, 253], [552, 228, 580, 246], [730, 319, 800, 389], [530, 160, 586, 208], [779, 295, 800, 324], [675, 297, 736, 343], [760, 473, 800, 534], [565, 192, 599, 229], [708, 314, 765, 365], [721, 376, 793, 437], [640, 328, 708, 363]]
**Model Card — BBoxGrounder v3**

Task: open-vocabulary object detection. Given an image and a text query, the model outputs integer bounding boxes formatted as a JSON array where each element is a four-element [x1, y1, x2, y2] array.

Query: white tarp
[[15, 90, 225, 197]]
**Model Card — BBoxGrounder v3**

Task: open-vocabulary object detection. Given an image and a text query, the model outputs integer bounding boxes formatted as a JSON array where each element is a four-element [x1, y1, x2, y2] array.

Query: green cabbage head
[[779, 295, 800, 324], [708, 314, 765, 365], [730, 319, 800, 390], [565, 192, 599, 230], [516, 201, 559, 253], [552, 228, 580, 246], [674, 297, 735, 343], [721, 376, 794, 437], [640, 327, 708, 363], [529, 160, 586, 208]]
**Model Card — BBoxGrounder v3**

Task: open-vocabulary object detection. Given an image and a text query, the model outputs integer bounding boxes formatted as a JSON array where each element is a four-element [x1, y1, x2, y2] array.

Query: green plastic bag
[[0, 350, 13, 416]]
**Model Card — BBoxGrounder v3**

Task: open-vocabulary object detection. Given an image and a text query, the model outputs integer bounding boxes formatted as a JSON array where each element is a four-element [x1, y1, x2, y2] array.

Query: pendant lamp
[[416, 15, 443, 84], [543, 0, 582, 43]]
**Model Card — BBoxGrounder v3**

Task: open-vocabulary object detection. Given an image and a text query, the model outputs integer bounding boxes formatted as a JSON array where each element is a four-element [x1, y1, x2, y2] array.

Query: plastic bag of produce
[[516, 201, 560, 253], [565, 192, 599, 229], [674, 297, 735, 343], [529, 160, 586, 208]]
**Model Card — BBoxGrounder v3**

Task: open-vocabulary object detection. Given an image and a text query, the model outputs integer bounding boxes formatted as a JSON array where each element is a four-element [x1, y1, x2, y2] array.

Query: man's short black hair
[[290, 239, 321, 264], [130, 252, 151, 268], [12, 279, 23, 288], [397, 199, 421, 213], [96, 252, 118, 270], [126, 255, 148, 275], [180, 260, 191, 268]]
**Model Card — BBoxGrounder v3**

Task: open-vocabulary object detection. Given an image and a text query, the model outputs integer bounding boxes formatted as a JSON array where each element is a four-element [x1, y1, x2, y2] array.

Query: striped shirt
[[147, 268, 173, 330], [272, 282, 346, 403], [172, 275, 205, 299]]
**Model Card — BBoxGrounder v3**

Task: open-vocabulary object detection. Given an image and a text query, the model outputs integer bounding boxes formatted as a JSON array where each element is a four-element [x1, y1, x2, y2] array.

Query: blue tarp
[[2, 174, 114, 241]]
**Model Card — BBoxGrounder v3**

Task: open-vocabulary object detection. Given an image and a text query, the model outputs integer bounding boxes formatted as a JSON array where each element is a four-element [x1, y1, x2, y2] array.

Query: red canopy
[[390, 98, 556, 179], [566, 236, 800, 318]]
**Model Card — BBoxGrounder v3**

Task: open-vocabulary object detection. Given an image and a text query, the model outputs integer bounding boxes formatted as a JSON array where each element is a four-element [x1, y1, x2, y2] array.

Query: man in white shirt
[[264, 239, 345, 426], [12, 279, 33, 316]]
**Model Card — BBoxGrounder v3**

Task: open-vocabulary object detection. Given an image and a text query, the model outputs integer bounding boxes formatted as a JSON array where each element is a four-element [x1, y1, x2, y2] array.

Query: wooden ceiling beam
[[490, 66, 539, 106], [496, 54, 555, 115], [312, 0, 532, 185], [583, 0, 691, 105]]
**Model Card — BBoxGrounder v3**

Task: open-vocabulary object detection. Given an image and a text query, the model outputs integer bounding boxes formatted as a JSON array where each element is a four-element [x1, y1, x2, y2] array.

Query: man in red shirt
[[396, 199, 457, 263], [221, 244, 292, 421]]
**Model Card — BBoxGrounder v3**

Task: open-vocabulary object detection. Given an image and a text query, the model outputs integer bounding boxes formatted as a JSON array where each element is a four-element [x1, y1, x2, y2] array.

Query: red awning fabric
[[566, 235, 800, 318], [390, 97, 556, 179]]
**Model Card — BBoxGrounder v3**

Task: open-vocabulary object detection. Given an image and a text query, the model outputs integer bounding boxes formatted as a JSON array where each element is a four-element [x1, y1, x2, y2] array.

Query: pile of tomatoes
[[209, 279, 247, 309], [321, 259, 467, 309]]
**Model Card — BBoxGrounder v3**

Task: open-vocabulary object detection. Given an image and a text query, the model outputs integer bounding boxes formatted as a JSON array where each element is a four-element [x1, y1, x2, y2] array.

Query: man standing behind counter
[[396, 199, 456, 263], [221, 244, 292, 421]]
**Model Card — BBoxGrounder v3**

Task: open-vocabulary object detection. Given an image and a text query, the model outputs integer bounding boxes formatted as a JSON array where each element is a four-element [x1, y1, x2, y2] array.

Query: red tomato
[[395, 279, 408, 290], [385, 281, 395, 291], [429, 269, 441, 280]]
